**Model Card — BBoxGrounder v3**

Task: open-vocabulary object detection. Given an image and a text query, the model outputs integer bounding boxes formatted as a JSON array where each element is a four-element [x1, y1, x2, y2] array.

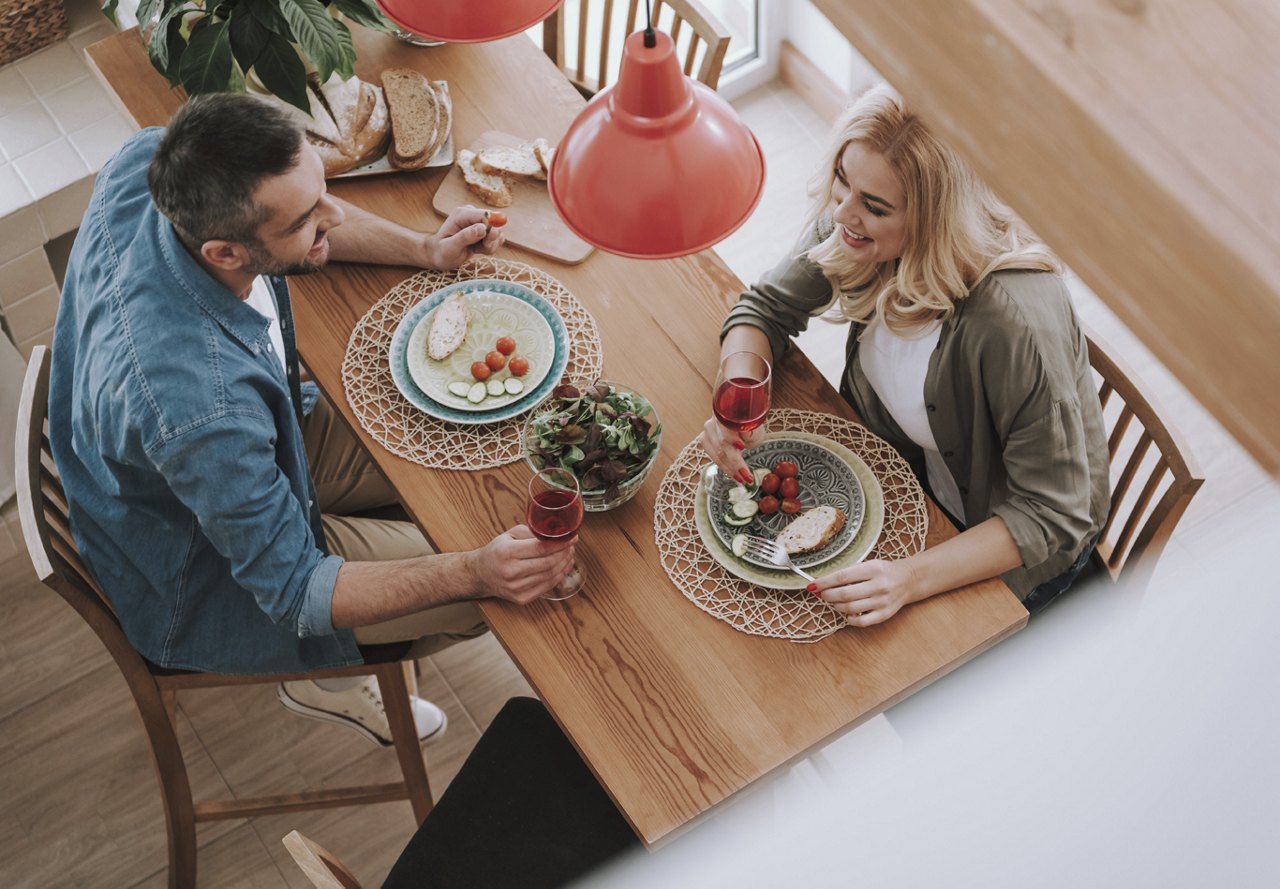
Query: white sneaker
[[277, 676, 447, 747]]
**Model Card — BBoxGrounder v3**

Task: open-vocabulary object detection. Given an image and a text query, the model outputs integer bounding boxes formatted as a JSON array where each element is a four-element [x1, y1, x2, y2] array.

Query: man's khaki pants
[[301, 393, 487, 657]]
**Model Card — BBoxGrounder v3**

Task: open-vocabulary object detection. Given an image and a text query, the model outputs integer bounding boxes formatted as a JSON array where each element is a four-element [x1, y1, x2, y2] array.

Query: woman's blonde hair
[[805, 84, 1060, 333]]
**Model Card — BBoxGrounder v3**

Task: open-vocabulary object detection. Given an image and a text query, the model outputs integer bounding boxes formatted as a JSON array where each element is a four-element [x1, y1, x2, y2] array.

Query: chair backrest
[[1084, 330, 1203, 589], [14, 346, 148, 671], [542, 0, 732, 97], [282, 830, 364, 889]]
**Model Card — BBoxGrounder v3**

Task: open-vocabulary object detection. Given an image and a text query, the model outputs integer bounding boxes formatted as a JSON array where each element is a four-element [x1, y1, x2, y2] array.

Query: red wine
[[713, 377, 769, 432], [527, 490, 583, 541]]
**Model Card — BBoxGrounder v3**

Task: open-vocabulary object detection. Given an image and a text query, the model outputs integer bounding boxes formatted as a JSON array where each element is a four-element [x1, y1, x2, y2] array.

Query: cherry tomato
[[780, 497, 802, 515], [758, 495, 780, 516], [759, 472, 780, 495], [485, 350, 507, 372], [774, 460, 799, 479], [779, 477, 800, 499], [470, 361, 491, 381], [495, 336, 517, 355], [487, 211, 508, 227], [508, 355, 530, 376]]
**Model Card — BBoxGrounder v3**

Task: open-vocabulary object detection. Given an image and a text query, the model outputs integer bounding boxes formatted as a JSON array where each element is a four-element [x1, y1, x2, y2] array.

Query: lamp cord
[[644, 0, 656, 47]]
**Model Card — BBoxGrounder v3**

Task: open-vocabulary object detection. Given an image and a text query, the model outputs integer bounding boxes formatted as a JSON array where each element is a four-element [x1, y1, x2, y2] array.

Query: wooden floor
[[1, 78, 1276, 887]]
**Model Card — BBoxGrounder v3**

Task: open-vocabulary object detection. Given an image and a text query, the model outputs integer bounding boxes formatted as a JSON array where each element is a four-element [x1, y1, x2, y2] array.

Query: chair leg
[[134, 681, 198, 888], [376, 663, 434, 824]]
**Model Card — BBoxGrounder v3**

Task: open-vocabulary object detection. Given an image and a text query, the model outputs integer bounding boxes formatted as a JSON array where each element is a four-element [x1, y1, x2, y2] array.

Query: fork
[[741, 536, 816, 583]]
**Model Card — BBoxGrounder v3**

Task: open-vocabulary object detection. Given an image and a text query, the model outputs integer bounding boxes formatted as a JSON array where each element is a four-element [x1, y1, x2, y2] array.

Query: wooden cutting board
[[432, 130, 594, 265]]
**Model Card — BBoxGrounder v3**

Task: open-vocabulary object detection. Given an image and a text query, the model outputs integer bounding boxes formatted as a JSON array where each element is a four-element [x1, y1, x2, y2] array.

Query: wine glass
[[713, 351, 772, 435], [526, 468, 585, 600]]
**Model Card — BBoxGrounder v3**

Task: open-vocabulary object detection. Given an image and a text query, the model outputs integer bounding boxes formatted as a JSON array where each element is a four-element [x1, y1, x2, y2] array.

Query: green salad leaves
[[527, 383, 661, 499]]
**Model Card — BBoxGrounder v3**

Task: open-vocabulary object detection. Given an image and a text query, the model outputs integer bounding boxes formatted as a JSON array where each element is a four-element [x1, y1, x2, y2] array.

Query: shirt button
[[926, 404, 937, 412], [308, 499, 314, 508], [943, 450, 954, 458]]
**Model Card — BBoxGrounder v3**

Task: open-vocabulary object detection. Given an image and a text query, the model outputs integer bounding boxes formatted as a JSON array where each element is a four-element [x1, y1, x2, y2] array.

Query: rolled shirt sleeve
[[721, 220, 836, 360], [147, 411, 341, 638]]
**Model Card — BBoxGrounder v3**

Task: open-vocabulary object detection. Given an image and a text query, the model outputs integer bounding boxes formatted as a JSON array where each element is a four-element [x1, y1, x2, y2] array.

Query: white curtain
[[0, 332, 27, 506]]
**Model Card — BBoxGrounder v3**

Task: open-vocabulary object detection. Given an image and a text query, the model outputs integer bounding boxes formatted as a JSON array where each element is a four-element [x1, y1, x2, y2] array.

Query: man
[[49, 93, 575, 746]]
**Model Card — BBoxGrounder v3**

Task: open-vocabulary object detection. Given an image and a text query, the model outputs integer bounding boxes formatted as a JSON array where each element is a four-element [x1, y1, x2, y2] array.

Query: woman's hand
[[700, 417, 766, 485], [811, 558, 921, 627]]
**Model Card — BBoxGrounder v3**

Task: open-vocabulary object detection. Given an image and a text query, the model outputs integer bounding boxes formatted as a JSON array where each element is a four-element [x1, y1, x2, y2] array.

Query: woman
[[703, 84, 1109, 622]]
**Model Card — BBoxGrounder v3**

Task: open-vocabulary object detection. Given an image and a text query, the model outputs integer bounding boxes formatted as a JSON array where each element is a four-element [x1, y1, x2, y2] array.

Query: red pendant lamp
[[376, 0, 562, 44], [548, 23, 765, 258]]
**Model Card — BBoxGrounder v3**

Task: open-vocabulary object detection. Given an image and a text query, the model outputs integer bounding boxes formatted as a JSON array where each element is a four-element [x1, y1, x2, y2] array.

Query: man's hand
[[425, 205, 505, 269], [467, 524, 576, 604]]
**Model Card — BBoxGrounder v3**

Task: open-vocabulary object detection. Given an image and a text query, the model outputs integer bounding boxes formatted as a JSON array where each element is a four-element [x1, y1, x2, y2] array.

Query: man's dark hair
[[148, 92, 304, 248]]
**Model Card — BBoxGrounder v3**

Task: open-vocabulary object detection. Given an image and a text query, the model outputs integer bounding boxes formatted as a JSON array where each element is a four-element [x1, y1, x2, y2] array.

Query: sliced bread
[[530, 137, 553, 180], [776, 505, 846, 555], [381, 68, 439, 170], [458, 149, 514, 207], [427, 292, 471, 360], [475, 143, 543, 179]]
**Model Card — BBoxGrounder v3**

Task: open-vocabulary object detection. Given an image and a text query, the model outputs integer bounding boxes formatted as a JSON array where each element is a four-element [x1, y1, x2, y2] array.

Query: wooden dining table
[[86, 25, 1028, 848]]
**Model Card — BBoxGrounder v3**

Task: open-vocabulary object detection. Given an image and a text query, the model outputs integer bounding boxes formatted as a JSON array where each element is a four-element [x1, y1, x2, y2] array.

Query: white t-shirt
[[858, 317, 967, 523], [243, 276, 287, 375]]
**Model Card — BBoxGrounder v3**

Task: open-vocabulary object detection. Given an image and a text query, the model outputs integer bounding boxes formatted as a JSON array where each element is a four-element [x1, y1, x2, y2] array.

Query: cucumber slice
[[447, 381, 472, 398], [727, 484, 752, 503], [486, 378, 505, 396], [503, 377, 524, 395], [752, 467, 771, 486], [467, 382, 487, 403], [723, 510, 755, 528], [731, 534, 749, 557], [731, 499, 759, 520]]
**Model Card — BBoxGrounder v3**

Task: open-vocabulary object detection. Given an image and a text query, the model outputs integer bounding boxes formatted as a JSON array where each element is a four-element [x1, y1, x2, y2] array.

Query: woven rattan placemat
[[341, 257, 603, 470], [654, 409, 929, 641]]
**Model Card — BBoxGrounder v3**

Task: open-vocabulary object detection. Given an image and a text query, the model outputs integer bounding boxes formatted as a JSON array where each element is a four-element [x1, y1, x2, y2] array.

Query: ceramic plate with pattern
[[695, 432, 885, 589], [389, 280, 568, 425]]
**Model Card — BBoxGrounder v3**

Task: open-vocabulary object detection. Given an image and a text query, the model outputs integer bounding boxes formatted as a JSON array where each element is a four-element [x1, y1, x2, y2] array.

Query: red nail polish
[[737, 469, 752, 483], [732, 441, 746, 450], [806, 582, 817, 593]]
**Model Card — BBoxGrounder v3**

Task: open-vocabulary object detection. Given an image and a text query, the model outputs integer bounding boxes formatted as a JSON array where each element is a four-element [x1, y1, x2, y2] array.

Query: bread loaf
[[476, 143, 543, 179], [288, 74, 390, 178], [530, 138, 553, 179], [458, 149, 514, 207], [427, 292, 471, 360], [776, 506, 846, 555]]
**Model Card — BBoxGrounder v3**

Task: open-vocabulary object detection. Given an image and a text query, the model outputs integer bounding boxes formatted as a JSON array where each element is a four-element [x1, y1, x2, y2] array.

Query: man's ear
[[200, 239, 252, 272]]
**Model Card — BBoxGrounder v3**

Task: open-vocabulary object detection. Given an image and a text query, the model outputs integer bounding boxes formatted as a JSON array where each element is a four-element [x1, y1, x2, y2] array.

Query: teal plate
[[694, 431, 885, 590], [389, 279, 569, 425]]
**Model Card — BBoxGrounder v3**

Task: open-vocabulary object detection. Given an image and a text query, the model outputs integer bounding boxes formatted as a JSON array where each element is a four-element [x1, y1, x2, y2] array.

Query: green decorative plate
[[707, 436, 865, 569], [695, 431, 885, 590]]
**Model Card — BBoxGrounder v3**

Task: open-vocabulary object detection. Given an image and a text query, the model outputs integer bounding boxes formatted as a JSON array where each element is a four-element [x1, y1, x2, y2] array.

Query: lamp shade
[[548, 30, 765, 259], [376, 0, 562, 44]]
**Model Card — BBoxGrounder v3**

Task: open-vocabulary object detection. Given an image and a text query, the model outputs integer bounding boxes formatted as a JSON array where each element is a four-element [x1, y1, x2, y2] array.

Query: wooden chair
[[1085, 330, 1204, 591], [542, 0, 732, 97], [14, 345, 435, 889], [283, 831, 364, 889]]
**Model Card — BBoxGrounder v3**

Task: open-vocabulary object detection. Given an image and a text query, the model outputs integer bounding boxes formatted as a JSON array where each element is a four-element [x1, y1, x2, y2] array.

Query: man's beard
[[244, 238, 327, 277]]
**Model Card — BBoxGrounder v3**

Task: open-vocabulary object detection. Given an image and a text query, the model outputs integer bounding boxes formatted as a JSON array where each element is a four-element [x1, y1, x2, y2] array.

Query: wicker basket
[[0, 0, 70, 68]]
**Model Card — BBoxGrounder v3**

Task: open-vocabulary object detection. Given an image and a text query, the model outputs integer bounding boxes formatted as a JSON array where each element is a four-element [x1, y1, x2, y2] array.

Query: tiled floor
[[2, 69, 1277, 888]]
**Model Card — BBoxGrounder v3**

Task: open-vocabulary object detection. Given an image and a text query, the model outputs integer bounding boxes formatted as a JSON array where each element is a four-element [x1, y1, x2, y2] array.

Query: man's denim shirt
[[48, 128, 361, 674]]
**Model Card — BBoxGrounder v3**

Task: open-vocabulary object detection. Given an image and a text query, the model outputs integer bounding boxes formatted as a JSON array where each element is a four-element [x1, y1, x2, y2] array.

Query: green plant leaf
[[145, 7, 190, 86], [100, 0, 121, 26], [279, 0, 344, 83], [247, 0, 289, 35], [253, 32, 311, 114], [332, 19, 356, 80], [135, 0, 164, 29], [228, 5, 270, 71], [329, 0, 395, 33], [178, 19, 235, 95]]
